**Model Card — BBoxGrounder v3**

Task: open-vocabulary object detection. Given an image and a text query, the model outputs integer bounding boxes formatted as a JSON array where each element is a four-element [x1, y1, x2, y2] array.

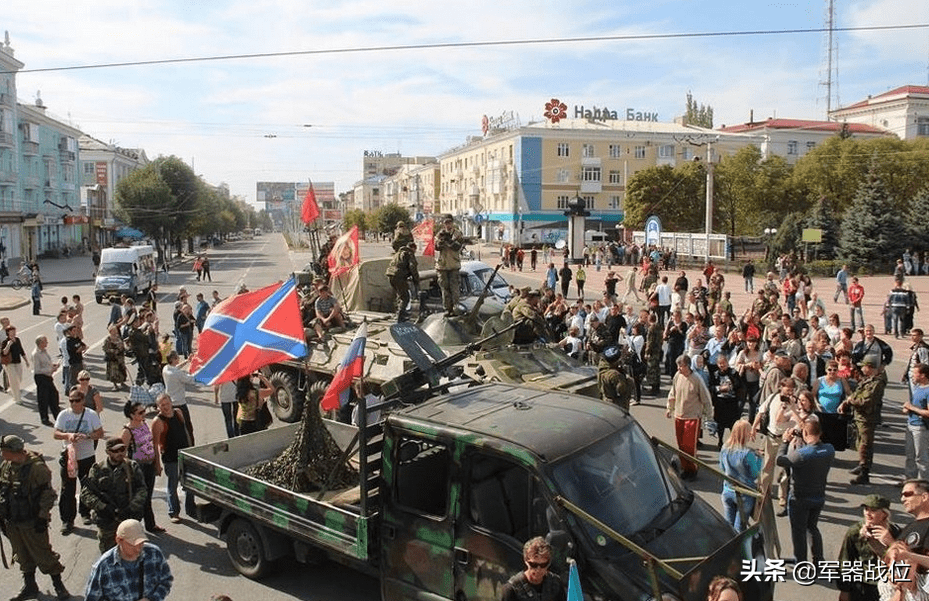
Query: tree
[[624, 163, 706, 231], [904, 186, 929, 252], [684, 92, 714, 128], [837, 160, 905, 267], [343, 209, 368, 233], [802, 196, 840, 260], [113, 165, 175, 238], [771, 212, 804, 261], [714, 147, 800, 236], [372, 204, 411, 235]]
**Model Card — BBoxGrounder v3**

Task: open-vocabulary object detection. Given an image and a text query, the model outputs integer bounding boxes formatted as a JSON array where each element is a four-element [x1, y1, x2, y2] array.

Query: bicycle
[[10, 269, 34, 290]]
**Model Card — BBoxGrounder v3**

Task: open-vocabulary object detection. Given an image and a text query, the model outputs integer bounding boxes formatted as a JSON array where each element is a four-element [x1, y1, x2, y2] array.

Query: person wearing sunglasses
[[81, 437, 146, 553], [53, 388, 103, 535], [501, 536, 565, 601]]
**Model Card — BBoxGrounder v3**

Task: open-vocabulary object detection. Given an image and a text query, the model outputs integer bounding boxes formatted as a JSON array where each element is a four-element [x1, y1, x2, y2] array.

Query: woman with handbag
[[2, 325, 29, 405], [121, 400, 165, 534], [235, 372, 273, 435]]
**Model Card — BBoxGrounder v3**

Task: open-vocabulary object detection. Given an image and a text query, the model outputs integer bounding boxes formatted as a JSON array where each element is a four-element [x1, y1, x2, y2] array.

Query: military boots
[[10, 572, 39, 601], [51, 574, 71, 600]]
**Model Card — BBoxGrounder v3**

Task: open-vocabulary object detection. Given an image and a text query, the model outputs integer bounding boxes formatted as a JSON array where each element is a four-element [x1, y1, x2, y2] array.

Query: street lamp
[[764, 227, 777, 263]]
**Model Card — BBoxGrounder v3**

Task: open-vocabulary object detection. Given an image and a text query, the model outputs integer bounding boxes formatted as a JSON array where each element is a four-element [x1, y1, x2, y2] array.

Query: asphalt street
[[0, 235, 923, 601]]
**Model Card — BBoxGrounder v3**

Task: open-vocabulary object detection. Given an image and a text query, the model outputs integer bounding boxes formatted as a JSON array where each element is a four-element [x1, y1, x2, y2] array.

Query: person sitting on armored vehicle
[[505, 286, 531, 316], [313, 285, 345, 339], [599, 345, 633, 410], [512, 289, 551, 344], [391, 221, 413, 252]]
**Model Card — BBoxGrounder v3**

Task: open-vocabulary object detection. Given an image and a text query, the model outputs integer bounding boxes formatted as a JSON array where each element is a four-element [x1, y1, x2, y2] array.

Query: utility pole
[[704, 140, 715, 264]]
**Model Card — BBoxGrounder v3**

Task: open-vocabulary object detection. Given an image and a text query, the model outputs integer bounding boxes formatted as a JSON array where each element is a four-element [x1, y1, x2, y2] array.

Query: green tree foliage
[[714, 146, 800, 237], [802, 196, 840, 260], [342, 209, 368, 233], [624, 163, 706, 231], [772, 212, 805, 259], [685, 92, 714, 128], [837, 161, 905, 266], [371, 204, 411, 235], [113, 164, 175, 237], [905, 186, 929, 251]]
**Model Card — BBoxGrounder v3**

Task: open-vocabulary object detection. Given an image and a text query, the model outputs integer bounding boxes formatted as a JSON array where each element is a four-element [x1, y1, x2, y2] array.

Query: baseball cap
[[106, 437, 127, 452], [116, 519, 148, 545], [858, 357, 879, 369], [861, 494, 891, 510], [603, 346, 621, 362], [0, 434, 24, 452]]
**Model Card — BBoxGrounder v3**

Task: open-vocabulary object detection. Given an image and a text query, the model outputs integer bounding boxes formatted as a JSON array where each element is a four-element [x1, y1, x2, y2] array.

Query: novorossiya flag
[[319, 323, 367, 411], [189, 277, 307, 385]]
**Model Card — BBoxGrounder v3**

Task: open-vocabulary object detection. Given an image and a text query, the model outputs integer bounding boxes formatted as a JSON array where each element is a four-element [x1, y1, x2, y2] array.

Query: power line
[[5, 23, 929, 75]]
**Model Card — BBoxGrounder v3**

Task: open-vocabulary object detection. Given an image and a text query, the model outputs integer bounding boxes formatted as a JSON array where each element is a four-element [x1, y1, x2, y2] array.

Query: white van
[[94, 245, 157, 304]]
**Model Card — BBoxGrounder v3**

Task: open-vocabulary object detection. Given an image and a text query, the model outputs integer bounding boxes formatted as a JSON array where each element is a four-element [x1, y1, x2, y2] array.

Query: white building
[[829, 85, 929, 141], [79, 135, 149, 248], [718, 118, 891, 163]]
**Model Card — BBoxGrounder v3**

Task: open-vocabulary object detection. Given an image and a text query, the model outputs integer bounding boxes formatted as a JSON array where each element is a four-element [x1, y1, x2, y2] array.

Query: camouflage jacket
[[0, 452, 56, 523], [845, 375, 885, 419], [81, 459, 147, 524], [386, 247, 419, 283]]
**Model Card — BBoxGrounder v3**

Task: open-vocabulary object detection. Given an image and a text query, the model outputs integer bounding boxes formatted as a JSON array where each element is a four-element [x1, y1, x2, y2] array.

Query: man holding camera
[[775, 419, 834, 564], [434, 215, 465, 316], [839, 357, 886, 485]]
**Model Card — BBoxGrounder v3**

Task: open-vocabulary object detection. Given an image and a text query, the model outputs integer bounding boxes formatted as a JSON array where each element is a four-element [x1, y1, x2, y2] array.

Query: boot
[[10, 572, 39, 601], [851, 470, 870, 485], [51, 575, 71, 600], [850, 464, 863, 475]]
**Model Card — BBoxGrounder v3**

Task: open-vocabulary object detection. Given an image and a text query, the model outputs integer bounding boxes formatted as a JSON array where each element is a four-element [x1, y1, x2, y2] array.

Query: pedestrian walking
[[31, 278, 42, 315], [81, 437, 147, 553], [151, 393, 196, 523], [53, 388, 104, 534], [2, 325, 29, 405], [32, 335, 60, 426]]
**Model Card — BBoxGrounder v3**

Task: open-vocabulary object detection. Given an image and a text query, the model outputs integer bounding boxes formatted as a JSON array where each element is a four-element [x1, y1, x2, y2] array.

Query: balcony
[[0, 171, 17, 184], [22, 140, 39, 156], [22, 176, 40, 189], [0, 131, 13, 148], [59, 149, 76, 163]]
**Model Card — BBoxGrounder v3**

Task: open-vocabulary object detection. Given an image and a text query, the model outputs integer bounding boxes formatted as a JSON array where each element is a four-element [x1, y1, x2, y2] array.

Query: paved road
[[0, 237, 922, 600]]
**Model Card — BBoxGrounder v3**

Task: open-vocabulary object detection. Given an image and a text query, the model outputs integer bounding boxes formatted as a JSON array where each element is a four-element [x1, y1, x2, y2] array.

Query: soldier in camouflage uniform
[[81, 437, 147, 553], [645, 313, 664, 396], [385, 242, 419, 322], [392, 221, 413, 252], [0, 435, 70, 600], [505, 286, 531, 316], [512, 290, 550, 344], [839, 357, 886, 485], [598, 346, 633, 411], [434, 215, 465, 316]]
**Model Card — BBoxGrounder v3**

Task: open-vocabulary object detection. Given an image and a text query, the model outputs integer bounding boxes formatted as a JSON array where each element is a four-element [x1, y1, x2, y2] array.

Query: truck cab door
[[453, 452, 556, 601], [380, 435, 456, 601]]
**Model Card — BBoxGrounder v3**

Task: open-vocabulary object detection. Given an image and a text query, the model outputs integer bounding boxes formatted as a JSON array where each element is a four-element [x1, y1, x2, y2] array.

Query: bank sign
[[543, 98, 658, 123]]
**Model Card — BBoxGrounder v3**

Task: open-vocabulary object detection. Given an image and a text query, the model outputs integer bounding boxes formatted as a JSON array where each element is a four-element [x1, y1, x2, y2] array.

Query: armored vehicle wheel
[[269, 370, 303, 423], [226, 518, 274, 579]]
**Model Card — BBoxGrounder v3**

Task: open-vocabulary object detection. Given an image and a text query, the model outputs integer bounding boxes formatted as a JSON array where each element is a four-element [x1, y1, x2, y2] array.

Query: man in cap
[[392, 220, 413, 251], [434, 215, 465, 316], [599, 346, 633, 411], [839, 356, 886, 484], [81, 437, 146, 553], [0, 435, 71, 600], [385, 241, 419, 322], [837, 494, 899, 601], [84, 519, 173, 601]]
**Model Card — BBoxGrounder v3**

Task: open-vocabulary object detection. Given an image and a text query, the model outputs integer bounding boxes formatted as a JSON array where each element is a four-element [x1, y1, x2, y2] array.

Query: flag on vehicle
[[567, 560, 584, 601], [189, 277, 307, 385], [301, 181, 320, 225], [327, 225, 360, 279], [412, 219, 434, 256], [320, 323, 367, 411]]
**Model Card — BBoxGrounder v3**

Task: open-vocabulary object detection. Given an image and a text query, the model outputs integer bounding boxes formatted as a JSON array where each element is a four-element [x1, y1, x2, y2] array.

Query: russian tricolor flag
[[320, 323, 367, 411]]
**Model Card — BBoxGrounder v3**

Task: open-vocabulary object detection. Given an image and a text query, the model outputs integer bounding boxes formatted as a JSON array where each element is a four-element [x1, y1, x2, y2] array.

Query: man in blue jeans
[[151, 393, 197, 524], [775, 419, 834, 564]]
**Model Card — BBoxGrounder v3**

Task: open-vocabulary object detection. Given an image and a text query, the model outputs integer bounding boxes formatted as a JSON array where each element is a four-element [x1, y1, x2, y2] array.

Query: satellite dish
[[555, 239, 567, 250]]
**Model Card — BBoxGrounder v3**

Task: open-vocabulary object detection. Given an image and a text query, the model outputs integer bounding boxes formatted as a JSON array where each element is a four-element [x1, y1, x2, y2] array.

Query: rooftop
[[719, 118, 888, 135]]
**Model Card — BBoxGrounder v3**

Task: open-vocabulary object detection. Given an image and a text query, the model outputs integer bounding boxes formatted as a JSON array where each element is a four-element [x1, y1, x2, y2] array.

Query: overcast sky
[[3, 0, 927, 206]]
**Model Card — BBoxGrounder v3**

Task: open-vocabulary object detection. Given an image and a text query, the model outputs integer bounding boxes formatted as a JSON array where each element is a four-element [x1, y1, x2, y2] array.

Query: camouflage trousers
[[855, 418, 876, 471], [389, 275, 411, 316], [5, 521, 65, 575], [437, 269, 460, 313], [646, 353, 661, 388]]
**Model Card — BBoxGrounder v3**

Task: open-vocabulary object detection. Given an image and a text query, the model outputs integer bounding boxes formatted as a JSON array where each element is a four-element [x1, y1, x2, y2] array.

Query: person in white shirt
[[162, 351, 198, 430], [656, 275, 673, 327]]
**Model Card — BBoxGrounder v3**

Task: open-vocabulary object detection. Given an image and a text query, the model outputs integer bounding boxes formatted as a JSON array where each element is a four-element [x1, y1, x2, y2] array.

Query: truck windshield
[[97, 263, 133, 276], [551, 424, 674, 548]]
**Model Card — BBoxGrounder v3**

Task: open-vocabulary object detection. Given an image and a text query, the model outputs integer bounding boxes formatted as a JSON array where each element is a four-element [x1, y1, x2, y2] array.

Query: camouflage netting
[[245, 385, 359, 493]]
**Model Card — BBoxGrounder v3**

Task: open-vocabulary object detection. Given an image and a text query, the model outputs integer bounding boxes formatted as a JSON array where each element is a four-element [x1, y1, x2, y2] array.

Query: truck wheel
[[226, 518, 273, 579], [269, 371, 303, 423], [96, 296, 104, 305]]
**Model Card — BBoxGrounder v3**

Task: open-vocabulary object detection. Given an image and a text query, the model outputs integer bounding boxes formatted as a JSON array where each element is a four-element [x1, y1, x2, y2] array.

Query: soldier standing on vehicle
[[81, 437, 147, 553], [392, 221, 413, 251], [598, 346, 632, 411], [434, 215, 465, 316], [0, 435, 71, 601], [385, 242, 419, 322], [500, 536, 565, 601]]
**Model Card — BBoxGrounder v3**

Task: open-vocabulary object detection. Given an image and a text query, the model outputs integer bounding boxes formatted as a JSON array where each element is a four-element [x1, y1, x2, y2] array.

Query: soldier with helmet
[[434, 215, 465, 316], [392, 221, 413, 252], [385, 242, 419, 322], [0, 435, 71, 600], [599, 346, 633, 411]]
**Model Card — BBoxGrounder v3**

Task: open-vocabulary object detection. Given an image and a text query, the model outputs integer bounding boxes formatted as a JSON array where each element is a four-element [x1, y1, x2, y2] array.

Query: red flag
[[189, 278, 307, 385], [320, 323, 367, 411], [328, 225, 360, 278], [301, 182, 319, 225], [412, 219, 434, 257]]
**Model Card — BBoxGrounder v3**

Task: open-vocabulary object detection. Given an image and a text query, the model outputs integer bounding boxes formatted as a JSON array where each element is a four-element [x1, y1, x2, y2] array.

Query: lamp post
[[764, 227, 777, 264]]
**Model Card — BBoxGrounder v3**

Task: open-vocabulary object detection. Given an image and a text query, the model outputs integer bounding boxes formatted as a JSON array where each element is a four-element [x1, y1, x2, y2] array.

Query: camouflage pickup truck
[[180, 381, 774, 601]]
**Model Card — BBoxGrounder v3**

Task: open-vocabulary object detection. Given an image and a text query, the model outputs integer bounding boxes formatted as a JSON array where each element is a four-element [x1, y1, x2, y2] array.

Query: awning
[[115, 226, 144, 239]]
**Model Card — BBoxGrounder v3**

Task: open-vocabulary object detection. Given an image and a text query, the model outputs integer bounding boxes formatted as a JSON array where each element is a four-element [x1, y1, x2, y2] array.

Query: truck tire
[[226, 518, 274, 579], [96, 295, 104, 305], [268, 370, 303, 423]]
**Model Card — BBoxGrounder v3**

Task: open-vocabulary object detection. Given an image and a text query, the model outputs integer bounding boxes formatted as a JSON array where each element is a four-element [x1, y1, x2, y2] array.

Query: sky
[[3, 0, 928, 207]]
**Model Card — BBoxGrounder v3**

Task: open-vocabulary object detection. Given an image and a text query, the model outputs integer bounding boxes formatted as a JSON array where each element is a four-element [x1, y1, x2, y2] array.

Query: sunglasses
[[525, 560, 550, 570], [108, 448, 127, 454], [902, 490, 924, 498], [69, 398, 84, 403], [826, 368, 837, 372], [79, 378, 90, 381]]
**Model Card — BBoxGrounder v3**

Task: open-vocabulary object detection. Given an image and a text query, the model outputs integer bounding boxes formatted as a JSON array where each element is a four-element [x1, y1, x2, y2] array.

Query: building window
[[917, 117, 929, 136], [582, 166, 601, 182], [608, 170, 622, 184], [682, 147, 693, 161], [557, 143, 569, 157], [556, 195, 570, 209], [806, 141, 816, 152], [787, 140, 798, 155], [634, 146, 646, 159], [583, 196, 595, 210], [556, 169, 570, 183], [609, 195, 623, 210], [658, 145, 674, 159], [609, 144, 622, 158], [582, 144, 595, 158]]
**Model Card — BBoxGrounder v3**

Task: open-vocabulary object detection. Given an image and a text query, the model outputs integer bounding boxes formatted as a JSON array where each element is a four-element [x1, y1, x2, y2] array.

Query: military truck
[[181, 358, 772, 600]]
